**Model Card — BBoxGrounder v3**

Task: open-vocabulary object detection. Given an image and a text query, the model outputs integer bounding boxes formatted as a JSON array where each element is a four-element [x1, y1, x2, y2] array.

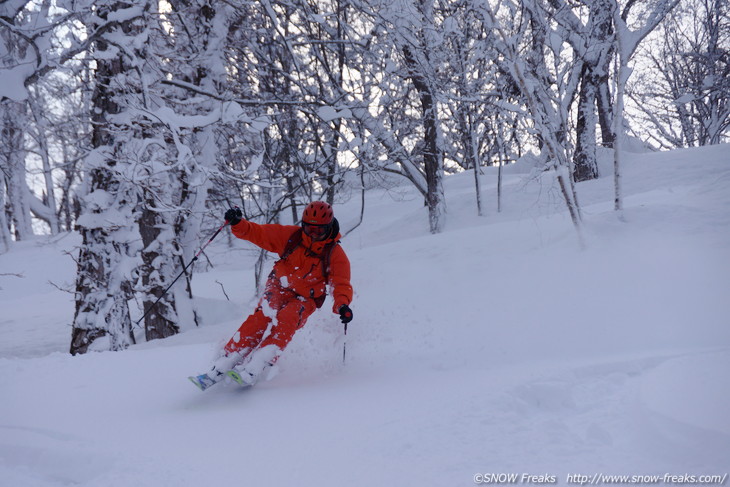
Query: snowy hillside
[[1, 145, 729, 487]]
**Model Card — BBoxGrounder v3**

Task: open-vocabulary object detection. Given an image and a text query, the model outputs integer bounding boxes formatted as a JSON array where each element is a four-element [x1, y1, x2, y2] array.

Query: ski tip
[[189, 376, 207, 391], [226, 370, 254, 390], [188, 376, 204, 391], [226, 370, 245, 385], [188, 375, 213, 391]]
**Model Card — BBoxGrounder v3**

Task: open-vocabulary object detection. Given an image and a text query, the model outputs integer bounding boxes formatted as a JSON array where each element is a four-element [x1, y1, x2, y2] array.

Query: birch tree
[[610, 0, 681, 212], [476, 0, 584, 232], [0, 0, 33, 240], [1, 0, 100, 239], [0, 176, 10, 252], [27, 86, 61, 234], [440, 1, 525, 215], [440, 0, 492, 216], [0, 98, 33, 240], [537, 0, 616, 181]]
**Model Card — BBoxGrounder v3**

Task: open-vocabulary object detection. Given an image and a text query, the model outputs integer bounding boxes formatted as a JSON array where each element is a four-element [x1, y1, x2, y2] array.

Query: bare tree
[[629, 0, 729, 148], [0, 1, 33, 240], [476, 0, 584, 233], [342, 0, 448, 233], [0, 98, 33, 240], [541, 0, 615, 181], [610, 0, 681, 212], [26, 87, 61, 234]]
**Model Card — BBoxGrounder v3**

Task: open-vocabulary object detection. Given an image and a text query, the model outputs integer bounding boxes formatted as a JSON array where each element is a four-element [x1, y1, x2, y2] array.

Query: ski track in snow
[[1, 145, 729, 486]]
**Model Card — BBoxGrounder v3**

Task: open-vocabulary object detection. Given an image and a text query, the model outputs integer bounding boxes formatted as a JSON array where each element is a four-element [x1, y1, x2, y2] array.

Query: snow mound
[[1, 144, 729, 485], [640, 351, 730, 440]]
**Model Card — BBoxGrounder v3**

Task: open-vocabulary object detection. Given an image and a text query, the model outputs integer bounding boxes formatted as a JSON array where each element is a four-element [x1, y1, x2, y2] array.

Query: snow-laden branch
[[159, 79, 322, 107], [610, 0, 681, 212], [612, 0, 681, 59], [12, 6, 146, 93], [348, 104, 428, 197], [474, 0, 584, 234]]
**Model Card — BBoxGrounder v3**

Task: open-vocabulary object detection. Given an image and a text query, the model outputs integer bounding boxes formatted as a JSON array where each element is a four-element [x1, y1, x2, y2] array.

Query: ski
[[226, 369, 254, 389], [188, 373, 224, 391], [188, 370, 253, 391]]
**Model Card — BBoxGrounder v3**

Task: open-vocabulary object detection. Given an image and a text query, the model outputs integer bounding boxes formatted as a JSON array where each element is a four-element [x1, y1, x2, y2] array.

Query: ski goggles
[[302, 222, 330, 240]]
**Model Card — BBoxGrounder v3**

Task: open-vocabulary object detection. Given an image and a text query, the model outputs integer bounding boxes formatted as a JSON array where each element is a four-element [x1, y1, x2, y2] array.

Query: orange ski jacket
[[231, 220, 353, 312]]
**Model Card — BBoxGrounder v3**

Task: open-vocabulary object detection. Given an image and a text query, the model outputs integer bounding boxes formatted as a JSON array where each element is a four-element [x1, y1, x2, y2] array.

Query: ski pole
[[342, 322, 348, 364], [135, 220, 230, 328]]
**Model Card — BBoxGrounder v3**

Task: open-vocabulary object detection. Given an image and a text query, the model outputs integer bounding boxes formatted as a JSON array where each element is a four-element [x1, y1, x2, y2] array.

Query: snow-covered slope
[[1, 145, 729, 487]]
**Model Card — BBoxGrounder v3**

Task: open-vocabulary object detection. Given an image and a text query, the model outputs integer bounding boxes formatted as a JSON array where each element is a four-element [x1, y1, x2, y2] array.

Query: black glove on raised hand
[[224, 207, 243, 226], [338, 304, 353, 324]]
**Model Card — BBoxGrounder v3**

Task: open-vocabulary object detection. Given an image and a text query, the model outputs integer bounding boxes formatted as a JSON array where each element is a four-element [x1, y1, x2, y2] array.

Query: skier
[[190, 201, 354, 390]]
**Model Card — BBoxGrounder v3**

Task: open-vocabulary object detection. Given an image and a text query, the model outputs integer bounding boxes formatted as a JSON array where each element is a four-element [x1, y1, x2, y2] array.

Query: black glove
[[338, 304, 353, 324], [224, 207, 242, 226]]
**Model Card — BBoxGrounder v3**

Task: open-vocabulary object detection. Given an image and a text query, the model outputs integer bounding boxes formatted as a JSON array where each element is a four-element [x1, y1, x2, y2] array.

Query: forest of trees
[[1, 0, 728, 353]]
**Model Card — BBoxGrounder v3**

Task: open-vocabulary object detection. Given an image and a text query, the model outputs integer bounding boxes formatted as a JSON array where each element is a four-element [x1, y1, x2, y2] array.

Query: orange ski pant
[[224, 284, 318, 358]]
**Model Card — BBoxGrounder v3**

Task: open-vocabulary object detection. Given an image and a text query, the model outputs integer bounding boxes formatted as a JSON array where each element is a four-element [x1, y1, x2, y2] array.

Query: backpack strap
[[321, 240, 340, 283], [279, 226, 338, 286], [280, 228, 304, 260]]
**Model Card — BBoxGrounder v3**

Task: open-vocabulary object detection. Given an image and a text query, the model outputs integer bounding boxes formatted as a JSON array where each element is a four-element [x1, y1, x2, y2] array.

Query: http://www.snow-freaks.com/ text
[[473, 473, 728, 486]]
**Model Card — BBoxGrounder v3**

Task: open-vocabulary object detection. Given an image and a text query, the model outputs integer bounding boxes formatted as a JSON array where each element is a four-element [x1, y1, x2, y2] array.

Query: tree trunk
[[1, 99, 33, 240], [70, 2, 141, 354], [140, 199, 179, 341], [28, 92, 60, 234], [596, 72, 615, 148], [0, 171, 12, 252], [402, 45, 445, 234], [574, 68, 600, 182], [70, 200, 138, 355]]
